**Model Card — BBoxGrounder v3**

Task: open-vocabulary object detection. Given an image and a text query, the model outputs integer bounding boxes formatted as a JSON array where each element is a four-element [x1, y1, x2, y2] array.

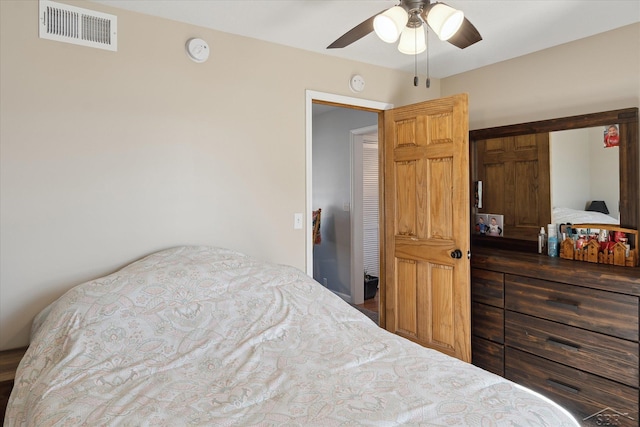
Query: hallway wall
[[312, 106, 378, 299]]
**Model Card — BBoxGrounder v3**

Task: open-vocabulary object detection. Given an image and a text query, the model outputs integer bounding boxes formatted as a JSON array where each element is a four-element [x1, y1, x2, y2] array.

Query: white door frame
[[305, 90, 392, 298]]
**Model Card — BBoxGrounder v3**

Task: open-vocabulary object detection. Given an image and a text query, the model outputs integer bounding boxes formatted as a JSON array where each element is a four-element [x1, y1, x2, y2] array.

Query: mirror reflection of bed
[[550, 127, 620, 226]]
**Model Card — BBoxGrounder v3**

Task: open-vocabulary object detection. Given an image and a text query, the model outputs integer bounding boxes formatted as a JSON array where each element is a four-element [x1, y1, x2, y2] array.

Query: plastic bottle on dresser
[[538, 227, 546, 254], [547, 224, 558, 257]]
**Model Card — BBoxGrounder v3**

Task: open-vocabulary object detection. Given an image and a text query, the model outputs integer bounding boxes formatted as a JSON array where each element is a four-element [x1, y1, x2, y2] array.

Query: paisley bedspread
[[6, 246, 579, 426]]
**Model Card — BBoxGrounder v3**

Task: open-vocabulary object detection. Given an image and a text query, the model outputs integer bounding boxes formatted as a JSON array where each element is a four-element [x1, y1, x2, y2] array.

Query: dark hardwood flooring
[[356, 290, 379, 313]]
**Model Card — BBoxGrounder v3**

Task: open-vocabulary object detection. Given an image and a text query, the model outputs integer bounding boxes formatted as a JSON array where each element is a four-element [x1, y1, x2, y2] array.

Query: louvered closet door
[[363, 142, 379, 278], [382, 94, 471, 362]]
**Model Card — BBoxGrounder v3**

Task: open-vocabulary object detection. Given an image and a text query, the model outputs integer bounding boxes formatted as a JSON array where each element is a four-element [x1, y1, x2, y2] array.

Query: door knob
[[450, 249, 463, 259]]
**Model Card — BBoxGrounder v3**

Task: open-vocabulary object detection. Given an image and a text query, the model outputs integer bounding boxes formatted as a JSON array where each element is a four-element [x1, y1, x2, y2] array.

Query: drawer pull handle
[[546, 337, 580, 352], [545, 298, 579, 312], [546, 378, 580, 394]]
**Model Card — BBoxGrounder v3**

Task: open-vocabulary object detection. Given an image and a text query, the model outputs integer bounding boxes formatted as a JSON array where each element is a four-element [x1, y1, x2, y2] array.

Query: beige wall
[[442, 23, 640, 129], [1, 0, 638, 351]]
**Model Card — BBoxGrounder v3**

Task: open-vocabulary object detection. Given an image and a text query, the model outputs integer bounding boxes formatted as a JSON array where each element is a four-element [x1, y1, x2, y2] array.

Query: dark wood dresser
[[471, 248, 640, 426]]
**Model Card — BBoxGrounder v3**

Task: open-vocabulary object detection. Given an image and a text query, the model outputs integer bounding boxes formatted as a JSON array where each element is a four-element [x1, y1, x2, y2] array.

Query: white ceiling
[[90, 0, 639, 78]]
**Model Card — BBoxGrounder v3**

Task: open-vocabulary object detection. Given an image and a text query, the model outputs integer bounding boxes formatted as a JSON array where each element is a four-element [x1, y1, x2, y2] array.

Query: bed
[[6, 246, 579, 426], [552, 206, 619, 226]]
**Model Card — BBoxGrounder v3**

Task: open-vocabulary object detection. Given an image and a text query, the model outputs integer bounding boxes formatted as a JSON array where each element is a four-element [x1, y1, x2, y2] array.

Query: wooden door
[[381, 94, 471, 362]]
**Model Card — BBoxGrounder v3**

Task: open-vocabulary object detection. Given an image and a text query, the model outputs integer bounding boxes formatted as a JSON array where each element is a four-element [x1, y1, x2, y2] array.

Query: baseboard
[[332, 290, 352, 304]]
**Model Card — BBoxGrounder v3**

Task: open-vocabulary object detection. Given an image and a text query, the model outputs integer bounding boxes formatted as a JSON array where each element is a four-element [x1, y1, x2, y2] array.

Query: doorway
[[305, 90, 392, 307], [352, 125, 379, 308]]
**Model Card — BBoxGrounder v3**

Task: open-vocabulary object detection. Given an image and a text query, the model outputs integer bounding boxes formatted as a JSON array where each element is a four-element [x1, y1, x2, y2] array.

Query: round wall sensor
[[185, 38, 210, 63], [349, 74, 365, 93]]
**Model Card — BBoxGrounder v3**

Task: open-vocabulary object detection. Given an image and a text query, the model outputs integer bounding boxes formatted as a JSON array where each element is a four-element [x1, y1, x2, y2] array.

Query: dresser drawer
[[505, 274, 639, 341], [472, 336, 503, 376], [472, 302, 504, 343], [471, 268, 504, 308], [506, 311, 639, 387], [505, 347, 639, 426]]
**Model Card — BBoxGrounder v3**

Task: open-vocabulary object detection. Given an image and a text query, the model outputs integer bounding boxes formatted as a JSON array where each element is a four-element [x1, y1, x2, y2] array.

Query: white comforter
[[6, 246, 579, 426], [552, 207, 619, 225]]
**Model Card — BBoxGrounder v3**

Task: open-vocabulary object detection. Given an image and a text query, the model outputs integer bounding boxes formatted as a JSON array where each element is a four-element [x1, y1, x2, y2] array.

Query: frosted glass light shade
[[373, 6, 408, 43], [426, 3, 464, 41], [398, 25, 426, 54]]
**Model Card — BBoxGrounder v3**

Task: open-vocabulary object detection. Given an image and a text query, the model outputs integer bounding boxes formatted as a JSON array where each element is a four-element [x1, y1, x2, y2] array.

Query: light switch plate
[[294, 213, 303, 229]]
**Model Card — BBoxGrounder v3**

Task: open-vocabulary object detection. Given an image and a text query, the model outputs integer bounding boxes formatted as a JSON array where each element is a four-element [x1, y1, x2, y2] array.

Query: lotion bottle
[[538, 227, 546, 254], [547, 224, 558, 257]]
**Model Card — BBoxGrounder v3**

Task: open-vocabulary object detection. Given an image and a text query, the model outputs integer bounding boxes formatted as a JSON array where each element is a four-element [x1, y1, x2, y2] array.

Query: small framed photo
[[603, 124, 619, 147], [487, 214, 504, 237], [474, 214, 489, 235]]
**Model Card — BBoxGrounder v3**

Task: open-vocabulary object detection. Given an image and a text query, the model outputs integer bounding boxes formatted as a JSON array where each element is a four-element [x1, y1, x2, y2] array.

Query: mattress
[[6, 246, 579, 426], [552, 206, 619, 225]]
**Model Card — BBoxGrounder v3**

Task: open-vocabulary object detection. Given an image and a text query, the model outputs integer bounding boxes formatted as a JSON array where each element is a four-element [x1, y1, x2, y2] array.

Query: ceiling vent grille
[[39, 0, 117, 51]]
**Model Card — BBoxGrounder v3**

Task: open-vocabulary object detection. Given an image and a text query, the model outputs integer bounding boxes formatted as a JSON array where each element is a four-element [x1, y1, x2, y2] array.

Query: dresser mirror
[[470, 107, 639, 252], [550, 127, 619, 224]]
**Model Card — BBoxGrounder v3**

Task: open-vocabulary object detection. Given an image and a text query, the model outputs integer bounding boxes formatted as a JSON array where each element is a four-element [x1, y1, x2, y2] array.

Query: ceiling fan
[[327, 0, 482, 53]]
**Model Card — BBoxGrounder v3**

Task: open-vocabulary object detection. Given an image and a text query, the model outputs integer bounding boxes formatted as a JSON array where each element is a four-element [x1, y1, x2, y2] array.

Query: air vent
[[39, 0, 117, 51]]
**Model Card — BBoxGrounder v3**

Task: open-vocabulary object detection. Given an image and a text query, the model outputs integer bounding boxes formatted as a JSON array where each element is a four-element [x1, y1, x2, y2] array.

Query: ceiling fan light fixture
[[426, 3, 464, 41], [398, 25, 426, 55], [373, 6, 408, 43]]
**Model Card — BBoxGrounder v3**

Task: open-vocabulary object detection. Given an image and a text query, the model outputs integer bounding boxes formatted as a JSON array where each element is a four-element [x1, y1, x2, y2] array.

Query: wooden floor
[[356, 290, 379, 313]]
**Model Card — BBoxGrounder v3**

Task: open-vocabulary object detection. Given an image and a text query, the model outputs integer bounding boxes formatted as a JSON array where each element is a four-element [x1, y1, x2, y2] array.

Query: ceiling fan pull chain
[[425, 25, 431, 88], [413, 20, 419, 87]]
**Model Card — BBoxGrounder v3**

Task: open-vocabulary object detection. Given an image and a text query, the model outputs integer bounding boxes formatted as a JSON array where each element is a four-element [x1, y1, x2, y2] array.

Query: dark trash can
[[364, 276, 378, 300]]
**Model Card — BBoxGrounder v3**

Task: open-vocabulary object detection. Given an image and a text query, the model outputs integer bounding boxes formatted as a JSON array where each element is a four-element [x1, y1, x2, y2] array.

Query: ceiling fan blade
[[327, 11, 383, 49], [446, 17, 482, 49]]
